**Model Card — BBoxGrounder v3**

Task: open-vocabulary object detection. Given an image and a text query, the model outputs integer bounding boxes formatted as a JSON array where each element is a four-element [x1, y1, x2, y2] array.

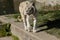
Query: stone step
[[0, 16, 60, 40]]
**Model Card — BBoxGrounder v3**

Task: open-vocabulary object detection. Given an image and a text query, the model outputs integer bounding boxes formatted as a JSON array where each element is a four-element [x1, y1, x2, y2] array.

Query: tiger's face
[[26, 6, 35, 15]]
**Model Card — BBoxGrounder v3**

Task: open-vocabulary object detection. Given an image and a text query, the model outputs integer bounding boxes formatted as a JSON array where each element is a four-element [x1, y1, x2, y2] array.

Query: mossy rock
[[0, 23, 11, 37]]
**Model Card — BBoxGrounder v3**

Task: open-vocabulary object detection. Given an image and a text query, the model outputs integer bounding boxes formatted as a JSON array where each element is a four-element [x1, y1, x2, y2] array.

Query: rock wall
[[36, 0, 60, 6], [36, 0, 60, 11]]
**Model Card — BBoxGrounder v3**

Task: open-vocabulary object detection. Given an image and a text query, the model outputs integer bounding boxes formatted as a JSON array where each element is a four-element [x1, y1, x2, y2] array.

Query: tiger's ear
[[31, 2, 35, 6], [32, 2, 35, 6]]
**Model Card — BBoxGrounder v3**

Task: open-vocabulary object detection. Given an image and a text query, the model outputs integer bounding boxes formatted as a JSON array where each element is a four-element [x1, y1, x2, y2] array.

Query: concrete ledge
[[0, 16, 60, 40], [0, 37, 12, 40]]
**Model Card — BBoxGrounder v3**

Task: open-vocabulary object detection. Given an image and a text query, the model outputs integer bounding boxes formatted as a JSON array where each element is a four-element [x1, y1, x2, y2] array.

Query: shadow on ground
[[36, 19, 60, 32]]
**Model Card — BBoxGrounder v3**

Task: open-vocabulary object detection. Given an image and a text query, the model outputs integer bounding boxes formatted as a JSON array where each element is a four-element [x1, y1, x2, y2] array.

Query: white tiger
[[18, 1, 37, 32]]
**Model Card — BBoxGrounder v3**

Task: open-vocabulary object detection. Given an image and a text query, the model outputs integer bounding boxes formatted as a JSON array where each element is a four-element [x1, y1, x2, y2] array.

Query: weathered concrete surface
[[0, 16, 60, 40], [0, 37, 12, 40]]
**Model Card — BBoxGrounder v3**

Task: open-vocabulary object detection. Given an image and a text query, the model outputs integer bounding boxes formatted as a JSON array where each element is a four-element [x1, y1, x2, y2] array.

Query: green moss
[[12, 35, 19, 40], [6, 14, 20, 19], [36, 10, 60, 26], [0, 23, 11, 37]]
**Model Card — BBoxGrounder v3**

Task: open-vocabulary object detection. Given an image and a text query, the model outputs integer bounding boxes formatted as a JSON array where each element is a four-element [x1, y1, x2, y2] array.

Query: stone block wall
[[13, 0, 26, 12]]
